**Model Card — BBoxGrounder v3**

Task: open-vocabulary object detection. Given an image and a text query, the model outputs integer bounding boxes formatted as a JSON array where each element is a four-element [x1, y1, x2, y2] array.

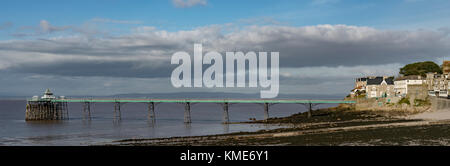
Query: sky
[[0, 0, 449, 97]]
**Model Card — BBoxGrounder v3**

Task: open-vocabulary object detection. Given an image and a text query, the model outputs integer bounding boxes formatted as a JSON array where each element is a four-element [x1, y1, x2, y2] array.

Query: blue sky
[[1, 0, 450, 39], [0, 0, 449, 97]]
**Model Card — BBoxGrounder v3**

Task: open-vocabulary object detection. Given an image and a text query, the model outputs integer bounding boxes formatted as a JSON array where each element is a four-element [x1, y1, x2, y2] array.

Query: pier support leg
[[52, 103, 56, 120], [65, 102, 69, 120], [56, 103, 59, 120], [25, 101, 69, 121], [223, 102, 229, 124], [64, 102, 69, 120], [264, 103, 269, 121], [114, 102, 121, 119], [307, 103, 312, 118], [148, 102, 156, 123], [184, 102, 191, 123], [83, 102, 91, 120]]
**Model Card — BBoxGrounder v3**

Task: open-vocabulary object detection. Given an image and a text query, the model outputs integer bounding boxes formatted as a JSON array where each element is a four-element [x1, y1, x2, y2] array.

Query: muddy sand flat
[[110, 106, 450, 146]]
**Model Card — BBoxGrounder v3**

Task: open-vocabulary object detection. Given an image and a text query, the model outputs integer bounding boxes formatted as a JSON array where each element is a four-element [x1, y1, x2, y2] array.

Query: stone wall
[[406, 84, 428, 105], [430, 97, 450, 111], [355, 96, 428, 112]]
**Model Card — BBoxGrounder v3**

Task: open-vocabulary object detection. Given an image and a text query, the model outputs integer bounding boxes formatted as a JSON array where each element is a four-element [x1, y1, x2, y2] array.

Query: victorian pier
[[26, 89, 356, 123]]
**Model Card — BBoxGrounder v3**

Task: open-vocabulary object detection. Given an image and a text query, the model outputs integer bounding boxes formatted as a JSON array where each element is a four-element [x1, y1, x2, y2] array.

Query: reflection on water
[[184, 123, 192, 135], [147, 119, 156, 127], [0, 100, 337, 145], [113, 118, 122, 127], [82, 119, 92, 127], [223, 124, 229, 133]]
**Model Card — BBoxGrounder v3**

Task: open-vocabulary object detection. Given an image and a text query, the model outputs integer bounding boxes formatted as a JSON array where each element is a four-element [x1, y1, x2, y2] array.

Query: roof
[[367, 77, 394, 85], [44, 88, 53, 95], [385, 77, 394, 84], [367, 77, 383, 85], [356, 77, 367, 82], [394, 75, 424, 81]]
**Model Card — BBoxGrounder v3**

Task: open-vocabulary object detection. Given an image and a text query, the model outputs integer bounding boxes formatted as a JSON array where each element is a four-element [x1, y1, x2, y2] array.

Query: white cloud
[[0, 22, 13, 30], [12, 20, 70, 37], [172, 0, 207, 8], [39, 20, 70, 33]]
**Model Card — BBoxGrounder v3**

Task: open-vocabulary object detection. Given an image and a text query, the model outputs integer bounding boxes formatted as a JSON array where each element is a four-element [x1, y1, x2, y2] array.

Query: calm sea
[[0, 100, 336, 145]]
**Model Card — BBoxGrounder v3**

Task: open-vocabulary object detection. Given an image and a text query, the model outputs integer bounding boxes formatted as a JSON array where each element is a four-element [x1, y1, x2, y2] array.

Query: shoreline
[[108, 104, 450, 146]]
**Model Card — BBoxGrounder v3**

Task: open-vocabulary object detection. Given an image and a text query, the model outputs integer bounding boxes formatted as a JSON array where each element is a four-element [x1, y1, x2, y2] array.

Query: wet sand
[[110, 104, 450, 146]]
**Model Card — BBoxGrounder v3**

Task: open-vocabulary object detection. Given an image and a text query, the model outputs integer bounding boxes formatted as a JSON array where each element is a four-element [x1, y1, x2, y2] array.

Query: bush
[[414, 99, 430, 106], [398, 97, 410, 105], [357, 94, 366, 99]]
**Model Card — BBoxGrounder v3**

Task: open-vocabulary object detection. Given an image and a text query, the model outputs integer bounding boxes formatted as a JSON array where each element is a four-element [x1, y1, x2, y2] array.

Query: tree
[[399, 61, 442, 76]]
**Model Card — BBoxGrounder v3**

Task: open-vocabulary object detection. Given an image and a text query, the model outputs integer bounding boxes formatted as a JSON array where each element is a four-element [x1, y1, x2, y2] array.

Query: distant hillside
[[104, 92, 345, 100], [0, 92, 345, 100]]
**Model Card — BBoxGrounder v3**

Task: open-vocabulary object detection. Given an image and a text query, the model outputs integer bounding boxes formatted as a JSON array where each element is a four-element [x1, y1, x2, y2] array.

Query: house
[[365, 76, 395, 98], [394, 75, 426, 97], [355, 77, 368, 89], [442, 60, 450, 98], [424, 61, 450, 97], [350, 86, 365, 98], [443, 60, 450, 75], [350, 77, 368, 97], [351, 61, 449, 99], [426, 72, 449, 97]]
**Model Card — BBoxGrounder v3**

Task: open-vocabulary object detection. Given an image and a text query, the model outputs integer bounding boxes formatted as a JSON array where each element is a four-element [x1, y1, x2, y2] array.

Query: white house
[[394, 75, 426, 97]]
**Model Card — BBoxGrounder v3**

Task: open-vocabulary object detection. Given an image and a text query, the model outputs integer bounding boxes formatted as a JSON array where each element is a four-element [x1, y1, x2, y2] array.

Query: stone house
[[443, 60, 450, 75], [355, 77, 368, 89], [365, 76, 395, 98], [426, 72, 449, 97], [350, 77, 368, 97]]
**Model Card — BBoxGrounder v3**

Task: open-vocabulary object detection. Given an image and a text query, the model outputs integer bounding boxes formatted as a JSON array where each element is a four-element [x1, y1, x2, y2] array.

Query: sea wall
[[354, 97, 429, 112], [431, 97, 450, 111]]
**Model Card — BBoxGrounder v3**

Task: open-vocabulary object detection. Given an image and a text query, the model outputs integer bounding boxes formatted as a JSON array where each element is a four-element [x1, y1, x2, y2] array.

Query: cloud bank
[[0, 24, 449, 96], [1, 24, 449, 78]]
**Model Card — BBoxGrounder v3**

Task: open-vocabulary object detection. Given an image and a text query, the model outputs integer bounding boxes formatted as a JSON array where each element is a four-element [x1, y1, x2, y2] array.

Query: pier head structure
[[26, 89, 355, 123], [25, 89, 69, 121]]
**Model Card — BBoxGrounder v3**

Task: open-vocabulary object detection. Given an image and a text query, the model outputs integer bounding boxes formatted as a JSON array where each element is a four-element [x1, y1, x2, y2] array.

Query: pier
[[25, 100, 69, 121], [25, 89, 69, 121], [26, 92, 356, 123]]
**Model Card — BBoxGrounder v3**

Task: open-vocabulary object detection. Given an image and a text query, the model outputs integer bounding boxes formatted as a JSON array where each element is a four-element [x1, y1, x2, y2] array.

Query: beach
[[112, 104, 450, 146]]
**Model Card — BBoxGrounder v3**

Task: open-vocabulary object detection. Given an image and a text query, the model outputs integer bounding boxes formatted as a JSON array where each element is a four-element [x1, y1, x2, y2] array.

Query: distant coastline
[[1, 92, 346, 100]]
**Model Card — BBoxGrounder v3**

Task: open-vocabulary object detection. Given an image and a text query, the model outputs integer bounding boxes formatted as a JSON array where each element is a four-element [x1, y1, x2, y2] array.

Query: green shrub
[[398, 97, 410, 105], [357, 94, 366, 99], [414, 99, 430, 106]]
